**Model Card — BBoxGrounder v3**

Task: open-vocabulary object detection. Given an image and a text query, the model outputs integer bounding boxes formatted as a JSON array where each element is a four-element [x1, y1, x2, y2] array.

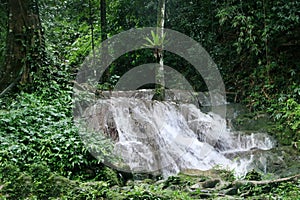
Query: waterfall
[[79, 95, 274, 178]]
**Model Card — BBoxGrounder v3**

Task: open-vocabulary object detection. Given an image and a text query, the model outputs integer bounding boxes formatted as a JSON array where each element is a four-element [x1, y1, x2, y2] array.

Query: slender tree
[[100, 0, 110, 84], [151, 0, 166, 176], [100, 0, 107, 42], [0, 0, 43, 93], [89, 0, 95, 58], [153, 0, 166, 101]]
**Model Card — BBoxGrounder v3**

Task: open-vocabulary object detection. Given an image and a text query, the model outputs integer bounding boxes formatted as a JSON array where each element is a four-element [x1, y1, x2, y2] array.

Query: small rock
[[190, 183, 201, 189], [154, 179, 165, 185], [199, 193, 212, 198], [224, 187, 238, 195], [126, 180, 134, 186], [202, 179, 220, 188]]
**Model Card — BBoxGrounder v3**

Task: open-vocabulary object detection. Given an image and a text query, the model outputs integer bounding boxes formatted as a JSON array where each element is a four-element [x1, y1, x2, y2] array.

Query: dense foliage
[[0, 1, 6, 66], [0, 0, 299, 199]]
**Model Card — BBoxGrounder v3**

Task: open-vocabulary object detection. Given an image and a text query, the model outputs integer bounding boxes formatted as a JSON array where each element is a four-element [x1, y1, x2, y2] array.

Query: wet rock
[[199, 193, 212, 198], [180, 169, 221, 178], [224, 187, 238, 195], [154, 179, 165, 185], [190, 183, 201, 189], [202, 179, 221, 188], [126, 180, 134, 186], [82, 94, 279, 178]]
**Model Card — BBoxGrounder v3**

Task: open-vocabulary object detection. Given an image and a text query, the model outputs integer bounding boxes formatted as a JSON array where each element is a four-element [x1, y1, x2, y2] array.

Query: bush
[[269, 97, 300, 149], [0, 80, 121, 182], [0, 162, 110, 199]]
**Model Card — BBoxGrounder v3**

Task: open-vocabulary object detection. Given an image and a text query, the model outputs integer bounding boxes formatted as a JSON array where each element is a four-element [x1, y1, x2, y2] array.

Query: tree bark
[[100, 0, 110, 83], [153, 0, 166, 101], [100, 0, 107, 42], [229, 174, 300, 197], [234, 173, 300, 187], [89, 0, 95, 58], [0, 0, 43, 93]]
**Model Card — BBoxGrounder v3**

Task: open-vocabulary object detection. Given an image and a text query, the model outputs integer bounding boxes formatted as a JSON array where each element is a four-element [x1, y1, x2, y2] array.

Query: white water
[[82, 97, 274, 178]]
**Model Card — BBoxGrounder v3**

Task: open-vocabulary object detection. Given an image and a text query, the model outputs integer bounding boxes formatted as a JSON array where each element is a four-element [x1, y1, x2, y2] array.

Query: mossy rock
[[180, 169, 226, 179]]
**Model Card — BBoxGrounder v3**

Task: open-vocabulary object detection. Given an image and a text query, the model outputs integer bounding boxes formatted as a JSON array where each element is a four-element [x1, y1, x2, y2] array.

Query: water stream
[[78, 91, 279, 178]]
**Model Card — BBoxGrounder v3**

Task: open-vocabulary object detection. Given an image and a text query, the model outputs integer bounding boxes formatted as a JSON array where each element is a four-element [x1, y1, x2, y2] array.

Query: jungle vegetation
[[0, 0, 299, 199]]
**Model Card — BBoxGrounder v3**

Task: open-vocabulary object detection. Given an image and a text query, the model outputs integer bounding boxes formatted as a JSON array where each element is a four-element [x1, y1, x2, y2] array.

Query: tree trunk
[[100, 0, 107, 42], [89, 0, 95, 58], [232, 174, 300, 197], [0, 0, 43, 93], [100, 0, 110, 83], [150, 0, 166, 177], [153, 0, 166, 101]]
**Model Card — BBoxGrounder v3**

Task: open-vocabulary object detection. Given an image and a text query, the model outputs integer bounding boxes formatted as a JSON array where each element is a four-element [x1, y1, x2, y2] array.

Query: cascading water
[[80, 95, 275, 178]]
